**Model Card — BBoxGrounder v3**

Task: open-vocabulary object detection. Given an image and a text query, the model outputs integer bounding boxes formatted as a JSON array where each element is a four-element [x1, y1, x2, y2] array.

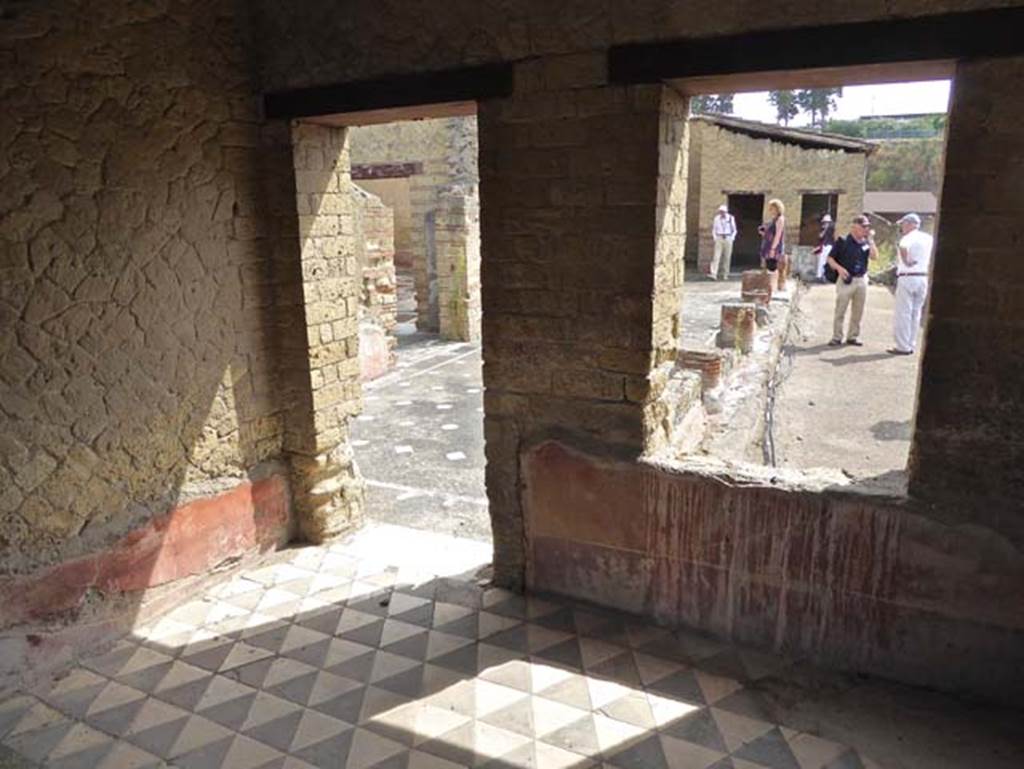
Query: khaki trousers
[[832, 276, 867, 342], [710, 238, 734, 280]]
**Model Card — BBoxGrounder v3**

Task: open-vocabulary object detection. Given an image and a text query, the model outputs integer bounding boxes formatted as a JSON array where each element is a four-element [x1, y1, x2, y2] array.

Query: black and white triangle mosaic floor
[[0, 523, 897, 769]]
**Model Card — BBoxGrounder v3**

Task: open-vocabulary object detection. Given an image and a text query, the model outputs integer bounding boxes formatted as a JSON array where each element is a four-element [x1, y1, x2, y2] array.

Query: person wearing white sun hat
[[708, 203, 737, 280]]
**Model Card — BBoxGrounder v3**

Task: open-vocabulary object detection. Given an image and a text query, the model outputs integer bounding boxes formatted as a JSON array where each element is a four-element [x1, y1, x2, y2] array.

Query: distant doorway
[[728, 193, 765, 268], [799, 193, 839, 245]]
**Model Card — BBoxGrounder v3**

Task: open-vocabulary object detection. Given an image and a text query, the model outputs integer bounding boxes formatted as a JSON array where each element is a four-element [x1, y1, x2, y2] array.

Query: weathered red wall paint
[[522, 440, 1024, 704], [0, 474, 291, 628]]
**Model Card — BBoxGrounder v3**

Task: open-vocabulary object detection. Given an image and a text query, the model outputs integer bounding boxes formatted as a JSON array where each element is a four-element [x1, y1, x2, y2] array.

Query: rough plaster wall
[[691, 122, 867, 270], [0, 1, 287, 575], [253, 0, 1019, 90]]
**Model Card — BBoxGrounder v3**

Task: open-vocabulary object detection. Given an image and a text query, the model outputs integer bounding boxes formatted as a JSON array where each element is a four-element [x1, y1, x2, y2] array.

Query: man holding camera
[[826, 214, 878, 346]]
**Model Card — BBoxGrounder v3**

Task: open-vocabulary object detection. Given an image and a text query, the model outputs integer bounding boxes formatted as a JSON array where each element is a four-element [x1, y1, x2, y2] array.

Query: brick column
[[478, 54, 686, 586], [910, 56, 1024, 515], [436, 185, 482, 342], [283, 123, 365, 542], [409, 166, 442, 332]]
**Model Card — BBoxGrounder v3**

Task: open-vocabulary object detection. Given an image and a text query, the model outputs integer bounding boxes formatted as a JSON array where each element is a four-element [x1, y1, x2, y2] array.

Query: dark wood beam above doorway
[[264, 62, 513, 122], [608, 7, 1024, 86]]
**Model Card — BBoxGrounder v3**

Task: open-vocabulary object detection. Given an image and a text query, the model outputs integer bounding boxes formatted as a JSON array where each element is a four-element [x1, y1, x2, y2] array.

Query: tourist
[[758, 199, 786, 287], [888, 213, 933, 355], [826, 213, 878, 346], [708, 204, 737, 280], [814, 213, 836, 280]]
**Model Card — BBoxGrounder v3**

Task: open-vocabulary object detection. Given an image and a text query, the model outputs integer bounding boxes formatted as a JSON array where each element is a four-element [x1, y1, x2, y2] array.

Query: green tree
[[767, 90, 800, 125], [691, 94, 734, 115], [796, 87, 843, 128], [865, 139, 945, 193]]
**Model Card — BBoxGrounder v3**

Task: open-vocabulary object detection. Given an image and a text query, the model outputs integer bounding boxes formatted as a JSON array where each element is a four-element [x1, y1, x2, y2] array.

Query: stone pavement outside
[[679, 276, 745, 350], [353, 335, 489, 542], [3, 522, 1021, 769], [771, 284, 919, 487]]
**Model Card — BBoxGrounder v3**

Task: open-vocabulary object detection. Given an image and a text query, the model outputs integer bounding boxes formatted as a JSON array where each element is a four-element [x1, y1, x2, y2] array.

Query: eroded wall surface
[[523, 441, 1024, 704], [0, 1, 303, 687]]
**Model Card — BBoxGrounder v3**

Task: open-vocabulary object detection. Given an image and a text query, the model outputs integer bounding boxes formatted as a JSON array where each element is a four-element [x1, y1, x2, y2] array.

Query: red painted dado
[[521, 440, 1024, 704], [1, 474, 291, 627]]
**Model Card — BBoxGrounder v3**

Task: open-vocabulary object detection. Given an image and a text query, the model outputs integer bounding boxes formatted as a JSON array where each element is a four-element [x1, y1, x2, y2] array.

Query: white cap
[[898, 212, 921, 226], [821, 214, 833, 223], [717, 204, 728, 212]]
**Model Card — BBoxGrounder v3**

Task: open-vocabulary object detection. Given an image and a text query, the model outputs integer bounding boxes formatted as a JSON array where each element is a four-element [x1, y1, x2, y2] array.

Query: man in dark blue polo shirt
[[826, 214, 878, 346]]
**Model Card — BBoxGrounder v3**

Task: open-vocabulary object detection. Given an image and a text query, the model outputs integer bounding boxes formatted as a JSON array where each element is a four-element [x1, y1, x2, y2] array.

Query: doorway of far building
[[727, 192, 765, 268], [799, 192, 839, 245]]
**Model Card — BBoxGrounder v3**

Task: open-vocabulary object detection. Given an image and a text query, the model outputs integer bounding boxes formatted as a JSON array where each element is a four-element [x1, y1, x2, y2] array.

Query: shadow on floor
[[869, 420, 913, 442], [1, 528, 887, 769]]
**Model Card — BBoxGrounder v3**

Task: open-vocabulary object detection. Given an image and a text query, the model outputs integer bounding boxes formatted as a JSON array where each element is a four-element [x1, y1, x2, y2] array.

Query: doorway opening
[[290, 108, 490, 546], [726, 193, 765, 269], [799, 192, 838, 246], [347, 115, 487, 543]]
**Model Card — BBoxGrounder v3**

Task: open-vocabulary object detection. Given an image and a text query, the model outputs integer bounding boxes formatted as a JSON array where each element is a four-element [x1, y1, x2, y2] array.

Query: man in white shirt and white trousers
[[709, 204, 737, 280], [889, 213, 933, 355]]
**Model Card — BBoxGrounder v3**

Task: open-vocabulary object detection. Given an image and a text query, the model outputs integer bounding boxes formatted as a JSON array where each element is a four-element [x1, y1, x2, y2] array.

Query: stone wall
[[523, 441, 1024, 705], [0, 0, 294, 575], [478, 56, 677, 585], [286, 123, 365, 543], [353, 184, 398, 379], [354, 177, 413, 269], [911, 56, 1024, 514], [0, 0, 302, 685], [350, 118, 480, 337], [685, 120, 868, 271], [435, 185, 482, 342], [253, 1, 1012, 91]]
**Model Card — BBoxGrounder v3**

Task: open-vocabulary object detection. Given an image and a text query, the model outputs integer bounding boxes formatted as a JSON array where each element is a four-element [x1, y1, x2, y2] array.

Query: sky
[[729, 80, 952, 125]]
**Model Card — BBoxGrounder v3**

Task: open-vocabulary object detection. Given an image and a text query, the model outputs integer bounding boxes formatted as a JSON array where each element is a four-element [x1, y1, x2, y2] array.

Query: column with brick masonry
[[284, 123, 365, 542], [410, 164, 443, 332], [436, 185, 482, 342], [910, 56, 1024, 512], [478, 52, 687, 586]]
